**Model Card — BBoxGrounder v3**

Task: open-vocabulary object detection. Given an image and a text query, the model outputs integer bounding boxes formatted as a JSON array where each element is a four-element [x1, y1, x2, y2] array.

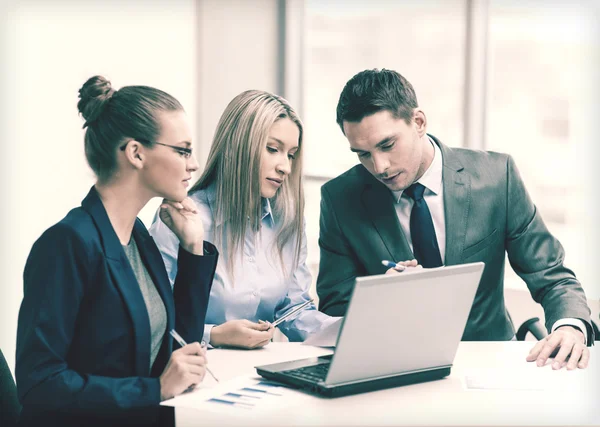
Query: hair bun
[[77, 75, 116, 127]]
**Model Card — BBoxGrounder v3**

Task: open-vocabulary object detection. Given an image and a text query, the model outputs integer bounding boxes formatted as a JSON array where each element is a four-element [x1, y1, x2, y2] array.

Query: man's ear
[[413, 108, 427, 137], [122, 140, 145, 169]]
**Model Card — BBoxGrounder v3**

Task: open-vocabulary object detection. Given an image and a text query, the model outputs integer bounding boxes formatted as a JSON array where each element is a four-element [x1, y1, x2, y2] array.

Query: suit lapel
[[436, 139, 471, 266], [81, 187, 151, 376], [360, 170, 414, 262]]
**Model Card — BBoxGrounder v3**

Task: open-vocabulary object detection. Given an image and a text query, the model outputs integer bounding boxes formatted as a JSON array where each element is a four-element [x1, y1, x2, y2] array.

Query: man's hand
[[385, 259, 421, 274], [526, 326, 589, 370]]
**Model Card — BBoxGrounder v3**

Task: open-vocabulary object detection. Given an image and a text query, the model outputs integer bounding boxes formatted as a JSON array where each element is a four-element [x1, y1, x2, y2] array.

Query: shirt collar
[[261, 197, 275, 227], [391, 136, 443, 203]]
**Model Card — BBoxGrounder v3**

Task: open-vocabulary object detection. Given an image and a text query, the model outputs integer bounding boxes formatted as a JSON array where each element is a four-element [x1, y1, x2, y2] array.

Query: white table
[[175, 342, 599, 426]]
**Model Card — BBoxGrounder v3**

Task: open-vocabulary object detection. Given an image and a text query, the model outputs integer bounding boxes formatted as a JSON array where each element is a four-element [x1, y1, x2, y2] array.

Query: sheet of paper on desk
[[160, 375, 310, 415], [302, 317, 343, 347], [463, 367, 583, 391]]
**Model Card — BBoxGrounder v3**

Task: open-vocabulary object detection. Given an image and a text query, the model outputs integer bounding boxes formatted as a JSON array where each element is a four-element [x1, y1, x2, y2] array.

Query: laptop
[[256, 262, 484, 398]]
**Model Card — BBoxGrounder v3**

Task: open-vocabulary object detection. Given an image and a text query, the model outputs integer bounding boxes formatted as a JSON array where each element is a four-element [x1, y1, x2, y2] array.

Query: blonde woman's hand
[[210, 319, 274, 349], [159, 198, 205, 255], [385, 259, 421, 274]]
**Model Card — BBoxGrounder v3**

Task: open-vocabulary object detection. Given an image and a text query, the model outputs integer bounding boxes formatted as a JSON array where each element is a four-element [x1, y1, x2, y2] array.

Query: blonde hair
[[190, 90, 304, 278]]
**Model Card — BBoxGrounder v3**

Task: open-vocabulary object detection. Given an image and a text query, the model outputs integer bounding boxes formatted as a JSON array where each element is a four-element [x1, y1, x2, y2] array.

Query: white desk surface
[[175, 342, 599, 426]]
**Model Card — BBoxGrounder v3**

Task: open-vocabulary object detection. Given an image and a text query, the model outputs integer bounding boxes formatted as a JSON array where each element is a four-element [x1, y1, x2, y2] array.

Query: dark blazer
[[317, 136, 594, 343], [16, 187, 218, 427]]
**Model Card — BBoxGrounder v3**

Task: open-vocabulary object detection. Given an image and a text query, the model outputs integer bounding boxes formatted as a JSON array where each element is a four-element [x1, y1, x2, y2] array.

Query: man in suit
[[317, 68, 594, 369]]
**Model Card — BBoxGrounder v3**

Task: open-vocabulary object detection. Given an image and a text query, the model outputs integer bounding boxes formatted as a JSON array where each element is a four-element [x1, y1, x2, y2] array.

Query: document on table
[[302, 317, 343, 347], [161, 375, 310, 414], [462, 367, 584, 391]]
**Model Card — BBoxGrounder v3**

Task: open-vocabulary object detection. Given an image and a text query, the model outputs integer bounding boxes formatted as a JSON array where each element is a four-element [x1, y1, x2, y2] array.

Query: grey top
[[123, 237, 167, 367]]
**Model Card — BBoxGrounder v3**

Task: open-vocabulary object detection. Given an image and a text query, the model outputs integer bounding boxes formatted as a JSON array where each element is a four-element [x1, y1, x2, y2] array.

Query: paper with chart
[[160, 375, 310, 414], [302, 317, 343, 347]]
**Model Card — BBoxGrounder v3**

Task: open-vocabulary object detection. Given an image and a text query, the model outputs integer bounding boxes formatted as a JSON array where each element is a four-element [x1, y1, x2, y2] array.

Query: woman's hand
[[159, 198, 204, 255], [159, 342, 207, 401], [210, 319, 274, 349]]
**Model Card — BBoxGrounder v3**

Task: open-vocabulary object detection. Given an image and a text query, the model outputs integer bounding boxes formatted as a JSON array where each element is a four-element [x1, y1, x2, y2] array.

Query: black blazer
[[16, 187, 218, 426]]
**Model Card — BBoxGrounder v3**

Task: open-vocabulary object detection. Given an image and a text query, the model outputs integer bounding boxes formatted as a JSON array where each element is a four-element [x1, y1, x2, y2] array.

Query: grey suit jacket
[[317, 135, 594, 343]]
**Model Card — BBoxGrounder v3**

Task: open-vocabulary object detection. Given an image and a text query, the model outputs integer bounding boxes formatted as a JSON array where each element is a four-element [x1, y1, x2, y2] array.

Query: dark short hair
[[336, 68, 418, 133], [77, 75, 183, 182]]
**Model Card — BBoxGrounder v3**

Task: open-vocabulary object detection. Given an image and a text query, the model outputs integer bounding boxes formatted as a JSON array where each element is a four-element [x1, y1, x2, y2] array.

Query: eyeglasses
[[120, 139, 193, 159]]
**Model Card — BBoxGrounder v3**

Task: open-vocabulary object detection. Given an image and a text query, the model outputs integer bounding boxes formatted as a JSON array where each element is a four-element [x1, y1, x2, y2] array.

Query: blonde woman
[[150, 90, 337, 349]]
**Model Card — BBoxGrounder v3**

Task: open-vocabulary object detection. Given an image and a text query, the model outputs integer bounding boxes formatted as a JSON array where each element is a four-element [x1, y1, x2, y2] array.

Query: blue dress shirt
[[149, 184, 337, 344]]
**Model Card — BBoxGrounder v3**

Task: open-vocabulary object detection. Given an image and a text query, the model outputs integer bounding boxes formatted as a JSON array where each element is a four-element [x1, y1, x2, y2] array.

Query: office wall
[[0, 0, 199, 375], [195, 0, 279, 168]]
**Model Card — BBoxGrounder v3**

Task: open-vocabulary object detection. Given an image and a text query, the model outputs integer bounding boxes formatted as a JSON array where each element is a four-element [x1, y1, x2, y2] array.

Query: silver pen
[[269, 298, 315, 327], [169, 329, 219, 382]]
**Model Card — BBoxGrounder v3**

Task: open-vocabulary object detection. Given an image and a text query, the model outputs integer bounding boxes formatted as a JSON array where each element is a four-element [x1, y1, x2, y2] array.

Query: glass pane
[[303, 0, 467, 178], [487, 0, 600, 298]]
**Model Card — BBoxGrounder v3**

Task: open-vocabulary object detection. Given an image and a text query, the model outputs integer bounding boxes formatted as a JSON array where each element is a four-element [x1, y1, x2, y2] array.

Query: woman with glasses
[[150, 90, 339, 349], [16, 76, 217, 427]]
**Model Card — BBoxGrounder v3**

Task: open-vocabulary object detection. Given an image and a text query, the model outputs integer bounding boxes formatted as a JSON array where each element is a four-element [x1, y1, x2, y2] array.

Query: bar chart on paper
[[161, 376, 309, 415], [206, 380, 285, 411]]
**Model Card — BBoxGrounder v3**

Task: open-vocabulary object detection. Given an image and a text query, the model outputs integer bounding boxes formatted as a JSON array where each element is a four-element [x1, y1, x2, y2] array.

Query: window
[[487, 1, 599, 297], [298, 0, 598, 302]]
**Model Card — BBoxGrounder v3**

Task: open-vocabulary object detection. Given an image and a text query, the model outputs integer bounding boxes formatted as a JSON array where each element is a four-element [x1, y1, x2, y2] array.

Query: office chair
[[0, 348, 21, 427], [515, 317, 548, 341], [516, 318, 600, 342]]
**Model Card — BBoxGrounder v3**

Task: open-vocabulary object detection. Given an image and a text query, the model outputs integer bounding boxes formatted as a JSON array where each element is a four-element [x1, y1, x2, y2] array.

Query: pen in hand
[[260, 298, 315, 328], [381, 260, 407, 271], [169, 329, 219, 383]]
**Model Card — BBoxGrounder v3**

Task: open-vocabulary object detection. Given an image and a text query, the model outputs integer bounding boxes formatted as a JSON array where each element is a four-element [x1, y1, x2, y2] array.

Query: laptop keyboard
[[283, 363, 330, 382]]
